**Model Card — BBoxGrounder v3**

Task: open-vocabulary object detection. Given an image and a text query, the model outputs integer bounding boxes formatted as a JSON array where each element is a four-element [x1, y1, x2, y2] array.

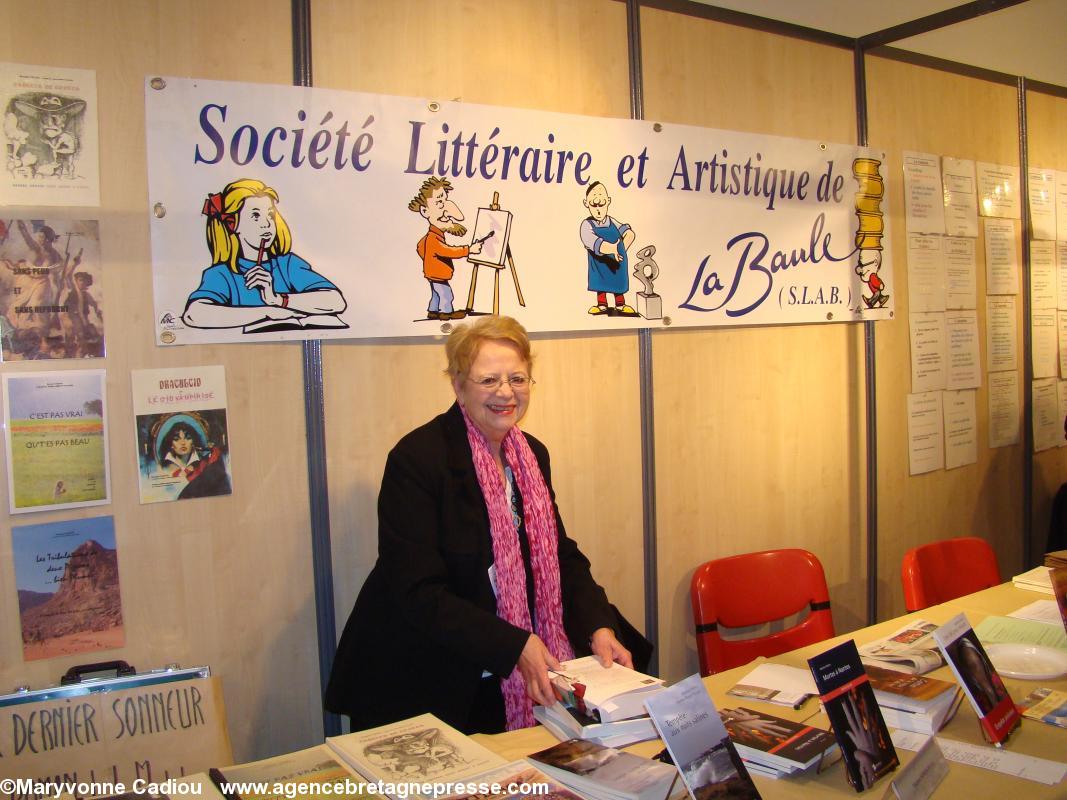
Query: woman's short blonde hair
[[444, 315, 533, 378]]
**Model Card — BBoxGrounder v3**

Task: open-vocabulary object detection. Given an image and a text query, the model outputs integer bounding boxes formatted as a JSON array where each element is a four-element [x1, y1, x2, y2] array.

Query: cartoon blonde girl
[[182, 178, 346, 329]]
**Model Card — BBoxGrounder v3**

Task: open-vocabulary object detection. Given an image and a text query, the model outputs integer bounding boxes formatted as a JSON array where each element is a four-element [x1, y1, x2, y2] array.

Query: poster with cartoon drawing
[[147, 77, 893, 344], [1, 62, 99, 207], [0, 217, 104, 361], [131, 365, 232, 504]]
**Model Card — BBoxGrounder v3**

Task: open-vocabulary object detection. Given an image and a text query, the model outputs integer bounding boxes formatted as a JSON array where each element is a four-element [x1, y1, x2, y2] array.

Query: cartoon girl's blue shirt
[[188, 253, 336, 307]]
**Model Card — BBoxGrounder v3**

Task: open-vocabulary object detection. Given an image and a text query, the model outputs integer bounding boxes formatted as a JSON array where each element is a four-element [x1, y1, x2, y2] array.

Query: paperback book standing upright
[[808, 640, 899, 793], [931, 613, 1021, 746]]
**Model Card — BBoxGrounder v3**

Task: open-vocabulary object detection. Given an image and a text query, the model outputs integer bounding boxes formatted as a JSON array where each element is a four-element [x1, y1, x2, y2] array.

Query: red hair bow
[[202, 193, 237, 233]]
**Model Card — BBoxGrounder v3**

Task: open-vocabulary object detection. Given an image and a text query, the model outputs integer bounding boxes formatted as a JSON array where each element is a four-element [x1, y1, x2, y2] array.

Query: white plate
[[985, 643, 1067, 680]]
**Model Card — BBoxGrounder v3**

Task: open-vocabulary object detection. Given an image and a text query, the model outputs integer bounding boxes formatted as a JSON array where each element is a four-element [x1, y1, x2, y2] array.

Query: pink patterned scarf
[[461, 408, 575, 729]]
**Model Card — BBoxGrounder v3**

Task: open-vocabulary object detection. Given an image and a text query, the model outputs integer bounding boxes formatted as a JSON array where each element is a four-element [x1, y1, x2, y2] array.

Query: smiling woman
[[326, 315, 640, 735]]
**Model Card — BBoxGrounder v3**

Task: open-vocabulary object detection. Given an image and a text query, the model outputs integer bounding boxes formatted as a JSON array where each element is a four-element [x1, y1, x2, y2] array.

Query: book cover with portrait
[[131, 365, 232, 504], [932, 613, 1020, 745]]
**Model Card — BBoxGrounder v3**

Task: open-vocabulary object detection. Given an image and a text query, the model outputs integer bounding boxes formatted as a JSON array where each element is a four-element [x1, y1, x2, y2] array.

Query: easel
[[464, 192, 526, 315]]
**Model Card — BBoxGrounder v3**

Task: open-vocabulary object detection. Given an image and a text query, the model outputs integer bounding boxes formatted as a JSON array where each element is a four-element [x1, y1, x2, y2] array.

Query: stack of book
[[717, 706, 837, 780], [1012, 565, 1054, 595], [527, 738, 681, 800], [857, 619, 945, 674], [533, 701, 657, 748], [548, 656, 665, 723], [1045, 549, 1067, 569], [864, 664, 963, 734]]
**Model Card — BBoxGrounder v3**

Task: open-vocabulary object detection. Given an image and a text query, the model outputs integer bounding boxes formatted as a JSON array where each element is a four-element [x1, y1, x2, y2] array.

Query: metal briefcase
[[0, 660, 233, 788]]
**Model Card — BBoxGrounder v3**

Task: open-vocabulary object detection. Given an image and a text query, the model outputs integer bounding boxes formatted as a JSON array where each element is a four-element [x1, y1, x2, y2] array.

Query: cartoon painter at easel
[[408, 176, 483, 320], [579, 181, 639, 317], [183, 178, 347, 330]]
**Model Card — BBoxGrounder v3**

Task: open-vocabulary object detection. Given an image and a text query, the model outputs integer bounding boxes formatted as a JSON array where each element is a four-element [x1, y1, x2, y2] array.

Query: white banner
[[145, 77, 893, 344]]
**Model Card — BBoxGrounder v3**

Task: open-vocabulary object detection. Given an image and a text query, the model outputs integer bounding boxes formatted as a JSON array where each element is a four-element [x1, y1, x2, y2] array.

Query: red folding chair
[[690, 548, 835, 676], [901, 536, 1001, 612]]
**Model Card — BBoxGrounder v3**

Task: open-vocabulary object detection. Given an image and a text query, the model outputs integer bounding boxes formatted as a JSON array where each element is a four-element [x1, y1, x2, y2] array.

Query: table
[[473, 583, 1067, 798]]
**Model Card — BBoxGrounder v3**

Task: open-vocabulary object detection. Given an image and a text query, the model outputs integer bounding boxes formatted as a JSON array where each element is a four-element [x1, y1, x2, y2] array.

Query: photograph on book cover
[[3, 368, 110, 512], [943, 629, 1011, 715], [0, 217, 104, 361], [12, 514, 123, 661], [131, 365, 231, 504]]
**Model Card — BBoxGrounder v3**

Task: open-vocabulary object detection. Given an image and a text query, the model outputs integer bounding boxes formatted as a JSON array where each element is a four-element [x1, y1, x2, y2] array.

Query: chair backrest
[[901, 536, 1001, 612], [689, 548, 835, 676]]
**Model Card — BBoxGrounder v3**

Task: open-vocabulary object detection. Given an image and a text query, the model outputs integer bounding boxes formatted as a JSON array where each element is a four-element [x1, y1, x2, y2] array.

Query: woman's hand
[[517, 634, 561, 706], [590, 627, 633, 669]]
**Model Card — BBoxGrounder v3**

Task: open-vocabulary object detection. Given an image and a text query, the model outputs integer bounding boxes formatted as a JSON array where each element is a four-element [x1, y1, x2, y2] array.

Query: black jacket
[[325, 403, 617, 732]]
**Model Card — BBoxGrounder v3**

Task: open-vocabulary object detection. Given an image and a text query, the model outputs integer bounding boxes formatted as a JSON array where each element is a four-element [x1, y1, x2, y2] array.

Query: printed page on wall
[[0, 217, 104, 361], [941, 157, 978, 238], [944, 237, 976, 310], [976, 162, 1020, 219], [907, 391, 944, 475], [1028, 168, 1056, 241], [145, 77, 894, 344], [3, 368, 110, 513], [1057, 171, 1067, 242], [12, 515, 123, 661], [943, 389, 977, 470], [130, 365, 232, 504], [988, 371, 1020, 449], [902, 151, 945, 235], [0, 62, 99, 206]]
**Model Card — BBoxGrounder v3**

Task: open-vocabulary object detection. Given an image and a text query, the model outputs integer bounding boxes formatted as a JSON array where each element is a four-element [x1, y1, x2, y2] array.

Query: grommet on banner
[[428, 102, 440, 113], [149, 77, 166, 91], [153, 203, 166, 219], [653, 123, 662, 133], [662, 317, 672, 327]]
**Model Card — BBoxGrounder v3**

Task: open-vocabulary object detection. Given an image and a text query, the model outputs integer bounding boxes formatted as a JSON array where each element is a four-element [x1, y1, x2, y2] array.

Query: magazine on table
[[526, 738, 680, 800], [549, 656, 665, 723], [725, 663, 817, 709], [1017, 687, 1067, 728], [931, 613, 1020, 746], [857, 620, 945, 674], [645, 674, 762, 800], [808, 640, 899, 793], [325, 713, 506, 798]]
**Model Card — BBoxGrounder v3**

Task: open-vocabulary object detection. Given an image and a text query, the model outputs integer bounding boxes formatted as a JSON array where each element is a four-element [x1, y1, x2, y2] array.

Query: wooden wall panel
[[640, 7, 866, 683], [311, 0, 648, 661], [1027, 89, 1067, 559], [865, 55, 1025, 616], [0, 0, 322, 763]]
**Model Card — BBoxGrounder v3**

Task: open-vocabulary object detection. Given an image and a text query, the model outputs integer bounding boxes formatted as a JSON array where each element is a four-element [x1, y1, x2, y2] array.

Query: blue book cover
[[645, 674, 761, 800]]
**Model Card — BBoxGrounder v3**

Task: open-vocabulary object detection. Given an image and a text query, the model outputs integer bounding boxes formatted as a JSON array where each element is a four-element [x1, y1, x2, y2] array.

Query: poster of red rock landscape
[[12, 515, 123, 660]]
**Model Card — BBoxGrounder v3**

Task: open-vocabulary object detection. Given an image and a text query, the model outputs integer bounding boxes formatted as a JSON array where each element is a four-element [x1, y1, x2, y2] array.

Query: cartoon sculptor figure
[[408, 176, 482, 320], [183, 178, 347, 330], [580, 181, 638, 317], [853, 158, 889, 309]]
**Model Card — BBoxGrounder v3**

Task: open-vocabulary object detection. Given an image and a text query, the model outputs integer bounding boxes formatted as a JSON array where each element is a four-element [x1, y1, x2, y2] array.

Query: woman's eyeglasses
[[466, 374, 535, 391]]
